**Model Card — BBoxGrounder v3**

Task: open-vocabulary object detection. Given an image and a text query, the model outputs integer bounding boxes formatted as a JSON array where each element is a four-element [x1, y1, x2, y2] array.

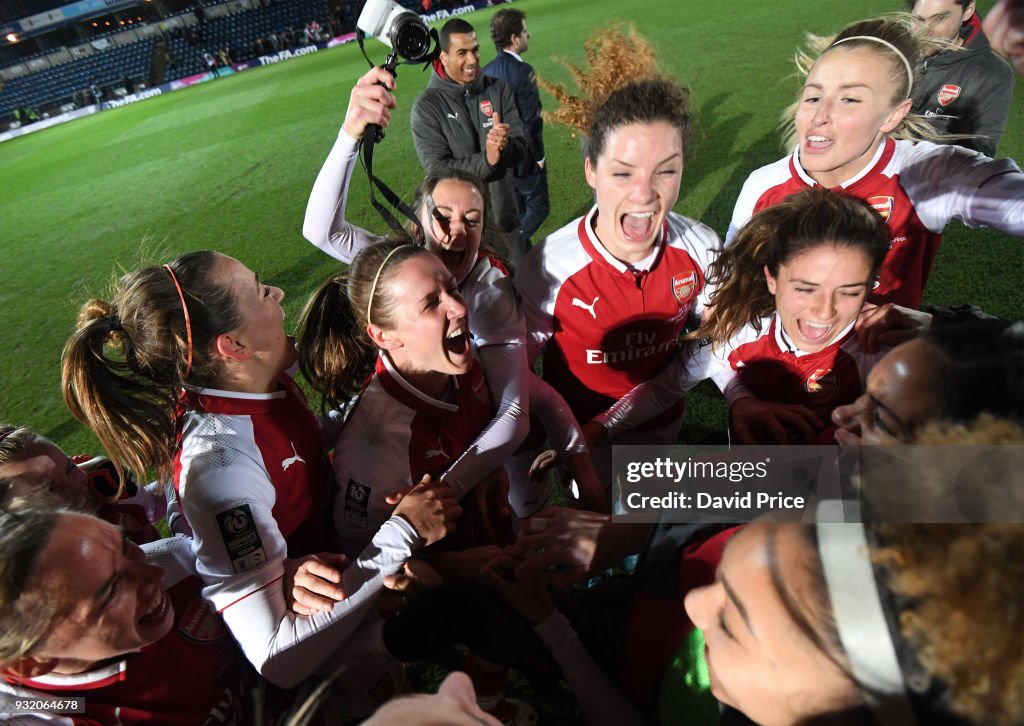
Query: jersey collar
[[792, 137, 894, 190], [10, 659, 127, 690], [376, 353, 460, 414], [184, 376, 290, 415], [774, 313, 857, 358]]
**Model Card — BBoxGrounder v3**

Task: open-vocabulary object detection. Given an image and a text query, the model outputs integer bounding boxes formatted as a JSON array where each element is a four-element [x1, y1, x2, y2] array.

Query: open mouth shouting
[[438, 247, 468, 276], [796, 319, 835, 345], [444, 322, 470, 360], [803, 135, 833, 154], [139, 589, 172, 628], [620, 211, 657, 243]]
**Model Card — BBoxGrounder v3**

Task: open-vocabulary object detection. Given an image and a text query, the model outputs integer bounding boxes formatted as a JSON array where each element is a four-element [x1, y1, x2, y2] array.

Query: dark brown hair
[[297, 239, 431, 410], [694, 189, 888, 346], [587, 77, 691, 166], [489, 8, 525, 51], [0, 507, 63, 667]]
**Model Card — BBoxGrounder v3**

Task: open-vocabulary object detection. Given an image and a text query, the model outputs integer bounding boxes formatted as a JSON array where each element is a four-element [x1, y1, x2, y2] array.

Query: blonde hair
[[780, 14, 966, 151], [871, 523, 1024, 725]]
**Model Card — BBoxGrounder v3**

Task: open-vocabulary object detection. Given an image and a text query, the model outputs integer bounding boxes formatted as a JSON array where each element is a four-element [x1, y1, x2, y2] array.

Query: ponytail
[[61, 251, 241, 482], [298, 238, 428, 410], [297, 272, 376, 411]]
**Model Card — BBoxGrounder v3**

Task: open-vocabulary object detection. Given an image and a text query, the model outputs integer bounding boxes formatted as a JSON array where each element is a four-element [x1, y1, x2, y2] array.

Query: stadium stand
[[0, 0, 335, 120]]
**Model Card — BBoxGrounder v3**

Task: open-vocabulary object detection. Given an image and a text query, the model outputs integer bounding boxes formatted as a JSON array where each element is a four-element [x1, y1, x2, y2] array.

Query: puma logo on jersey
[[447, 112, 459, 121], [426, 442, 450, 460], [572, 296, 599, 319], [281, 442, 306, 471]]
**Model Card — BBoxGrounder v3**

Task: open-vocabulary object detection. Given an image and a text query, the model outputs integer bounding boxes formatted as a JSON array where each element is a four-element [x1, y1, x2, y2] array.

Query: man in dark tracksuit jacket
[[411, 19, 528, 262], [910, 5, 1014, 156], [484, 8, 550, 247]]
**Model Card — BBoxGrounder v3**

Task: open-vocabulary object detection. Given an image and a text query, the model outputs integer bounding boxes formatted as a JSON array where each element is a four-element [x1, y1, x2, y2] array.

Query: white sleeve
[[180, 451, 420, 688], [721, 376, 754, 405], [165, 484, 192, 537], [440, 343, 530, 499], [220, 516, 419, 690], [302, 126, 383, 262], [468, 269, 528, 348], [899, 143, 1024, 235], [725, 171, 764, 245], [529, 374, 587, 455], [118, 479, 167, 523], [319, 400, 355, 450], [678, 218, 722, 321], [513, 248, 555, 362], [593, 342, 717, 437], [533, 612, 648, 726], [142, 533, 197, 585]]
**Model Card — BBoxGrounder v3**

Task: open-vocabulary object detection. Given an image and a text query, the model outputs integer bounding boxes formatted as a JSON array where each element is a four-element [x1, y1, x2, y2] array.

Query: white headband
[[815, 502, 918, 725], [830, 35, 914, 97], [366, 244, 414, 327]]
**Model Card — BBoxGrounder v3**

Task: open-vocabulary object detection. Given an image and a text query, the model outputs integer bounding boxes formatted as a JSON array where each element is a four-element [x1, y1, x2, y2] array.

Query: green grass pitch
[[0, 0, 1020, 457]]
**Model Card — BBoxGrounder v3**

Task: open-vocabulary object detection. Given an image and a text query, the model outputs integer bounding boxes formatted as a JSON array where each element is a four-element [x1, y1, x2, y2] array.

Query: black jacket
[[483, 50, 545, 177], [410, 62, 528, 233], [911, 18, 1014, 157]]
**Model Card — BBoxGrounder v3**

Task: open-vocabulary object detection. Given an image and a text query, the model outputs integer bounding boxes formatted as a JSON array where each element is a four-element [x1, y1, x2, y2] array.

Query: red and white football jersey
[[0, 537, 245, 725], [720, 316, 886, 443], [332, 354, 495, 551], [728, 138, 1024, 308], [172, 373, 332, 613], [598, 315, 887, 444], [515, 208, 719, 424]]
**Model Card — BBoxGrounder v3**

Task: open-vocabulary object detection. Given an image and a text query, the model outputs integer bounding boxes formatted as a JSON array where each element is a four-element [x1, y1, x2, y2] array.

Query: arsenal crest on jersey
[[867, 195, 894, 223], [479, 99, 493, 117], [179, 598, 228, 643], [805, 367, 838, 399], [937, 84, 961, 107], [671, 271, 698, 304]]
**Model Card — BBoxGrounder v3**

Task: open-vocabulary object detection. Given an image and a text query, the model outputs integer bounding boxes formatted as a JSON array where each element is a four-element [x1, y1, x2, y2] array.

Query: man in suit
[[484, 9, 550, 247]]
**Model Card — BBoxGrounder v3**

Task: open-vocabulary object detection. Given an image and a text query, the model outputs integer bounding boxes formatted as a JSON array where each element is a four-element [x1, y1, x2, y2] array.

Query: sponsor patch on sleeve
[[215, 504, 268, 574], [343, 481, 371, 528]]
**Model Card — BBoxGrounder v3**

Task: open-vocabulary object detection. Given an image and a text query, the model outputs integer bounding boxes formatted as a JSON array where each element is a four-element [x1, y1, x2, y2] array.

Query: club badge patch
[[344, 481, 371, 528], [179, 598, 227, 643], [216, 504, 267, 574], [672, 271, 698, 304], [867, 195, 894, 223], [937, 84, 961, 107], [479, 99, 493, 117], [806, 367, 838, 399]]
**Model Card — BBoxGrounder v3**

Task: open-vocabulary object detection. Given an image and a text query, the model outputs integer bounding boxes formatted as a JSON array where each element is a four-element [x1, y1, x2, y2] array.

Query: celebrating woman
[[303, 67, 604, 515], [591, 189, 891, 445], [61, 251, 458, 689], [729, 15, 1024, 308]]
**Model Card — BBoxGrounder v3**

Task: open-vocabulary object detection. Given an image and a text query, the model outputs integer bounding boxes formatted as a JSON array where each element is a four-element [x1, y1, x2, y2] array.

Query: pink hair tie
[[163, 264, 194, 379]]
